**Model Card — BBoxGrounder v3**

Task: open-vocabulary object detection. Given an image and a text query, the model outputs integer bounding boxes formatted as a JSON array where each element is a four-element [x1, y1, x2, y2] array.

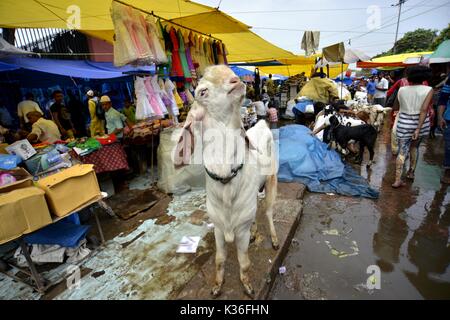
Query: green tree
[[429, 24, 450, 50], [393, 28, 437, 53], [374, 28, 438, 58]]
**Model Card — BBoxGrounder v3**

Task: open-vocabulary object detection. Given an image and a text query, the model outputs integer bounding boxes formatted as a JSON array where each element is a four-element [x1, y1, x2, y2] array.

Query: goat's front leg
[[236, 226, 254, 298], [211, 228, 227, 298]]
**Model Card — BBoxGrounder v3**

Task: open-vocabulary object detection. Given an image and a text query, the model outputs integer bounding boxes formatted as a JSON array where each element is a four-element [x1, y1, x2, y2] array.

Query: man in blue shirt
[[366, 76, 376, 104], [438, 74, 450, 184], [100, 95, 130, 139]]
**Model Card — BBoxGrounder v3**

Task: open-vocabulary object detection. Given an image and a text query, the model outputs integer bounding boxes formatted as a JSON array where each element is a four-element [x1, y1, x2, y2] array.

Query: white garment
[[17, 100, 43, 123], [252, 101, 268, 116], [135, 77, 155, 120], [30, 118, 61, 143], [397, 85, 432, 115], [374, 77, 389, 98], [164, 79, 180, 116]]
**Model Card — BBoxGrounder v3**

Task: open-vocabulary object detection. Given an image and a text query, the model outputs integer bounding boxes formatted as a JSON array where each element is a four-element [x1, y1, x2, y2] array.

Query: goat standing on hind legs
[[174, 65, 279, 298]]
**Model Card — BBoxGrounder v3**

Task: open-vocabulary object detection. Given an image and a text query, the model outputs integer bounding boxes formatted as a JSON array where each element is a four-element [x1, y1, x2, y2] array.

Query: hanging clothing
[[217, 41, 225, 65], [164, 79, 180, 116], [184, 32, 198, 87], [150, 75, 168, 115], [301, 31, 320, 56], [144, 77, 164, 118], [135, 77, 155, 120], [212, 40, 219, 64], [145, 16, 168, 64], [169, 27, 184, 80], [177, 29, 192, 82], [323, 42, 345, 63], [111, 1, 153, 66], [222, 43, 228, 65]]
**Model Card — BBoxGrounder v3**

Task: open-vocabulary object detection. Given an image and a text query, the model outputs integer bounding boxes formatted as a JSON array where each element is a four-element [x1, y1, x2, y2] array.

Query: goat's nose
[[230, 76, 240, 84]]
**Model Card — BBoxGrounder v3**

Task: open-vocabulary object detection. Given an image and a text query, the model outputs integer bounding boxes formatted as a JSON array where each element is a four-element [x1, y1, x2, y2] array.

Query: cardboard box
[[0, 187, 52, 245], [0, 167, 33, 194], [5, 139, 37, 160], [37, 164, 101, 217]]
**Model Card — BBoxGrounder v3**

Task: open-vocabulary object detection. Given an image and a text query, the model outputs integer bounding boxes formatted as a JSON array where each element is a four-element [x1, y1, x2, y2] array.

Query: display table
[[71, 143, 129, 174], [0, 194, 114, 293]]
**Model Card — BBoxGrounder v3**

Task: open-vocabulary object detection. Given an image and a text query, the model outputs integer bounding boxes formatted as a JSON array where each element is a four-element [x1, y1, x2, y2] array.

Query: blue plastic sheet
[[277, 125, 379, 199], [24, 213, 90, 248], [0, 57, 154, 79], [0, 154, 22, 170]]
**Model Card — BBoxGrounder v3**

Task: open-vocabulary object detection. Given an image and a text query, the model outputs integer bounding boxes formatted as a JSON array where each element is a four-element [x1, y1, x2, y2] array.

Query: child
[[267, 103, 278, 129]]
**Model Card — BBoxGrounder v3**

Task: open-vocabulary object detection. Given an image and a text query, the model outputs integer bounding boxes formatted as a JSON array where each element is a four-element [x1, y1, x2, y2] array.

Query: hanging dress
[[111, 2, 139, 66], [177, 29, 192, 83], [150, 74, 168, 115], [212, 40, 219, 65], [217, 41, 225, 65], [135, 77, 155, 120], [184, 31, 198, 87], [145, 16, 168, 64], [164, 79, 180, 117], [222, 43, 228, 65], [169, 27, 184, 81], [143, 76, 164, 118]]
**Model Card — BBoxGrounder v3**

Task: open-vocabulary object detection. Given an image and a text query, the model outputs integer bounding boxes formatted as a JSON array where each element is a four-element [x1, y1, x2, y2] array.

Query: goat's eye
[[200, 88, 208, 97]]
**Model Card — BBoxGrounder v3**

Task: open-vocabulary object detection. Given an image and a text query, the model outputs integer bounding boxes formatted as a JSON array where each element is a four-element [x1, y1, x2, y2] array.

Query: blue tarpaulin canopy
[[0, 57, 154, 79]]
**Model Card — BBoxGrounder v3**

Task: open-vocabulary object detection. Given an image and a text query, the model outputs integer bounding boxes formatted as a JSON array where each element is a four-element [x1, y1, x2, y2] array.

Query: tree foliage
[[375, 25, 449, 58]]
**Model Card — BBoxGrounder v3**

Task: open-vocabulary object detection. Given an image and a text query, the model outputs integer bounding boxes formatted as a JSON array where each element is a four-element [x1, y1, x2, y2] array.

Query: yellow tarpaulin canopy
[[0, 0, 295, 63], [259, 63, 347, 78], [369, 51, 433, 63], [357, 51, 433, 68]]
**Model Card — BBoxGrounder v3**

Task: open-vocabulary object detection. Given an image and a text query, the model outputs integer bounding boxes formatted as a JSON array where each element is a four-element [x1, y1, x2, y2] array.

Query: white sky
[[195, 0, 450, 58]]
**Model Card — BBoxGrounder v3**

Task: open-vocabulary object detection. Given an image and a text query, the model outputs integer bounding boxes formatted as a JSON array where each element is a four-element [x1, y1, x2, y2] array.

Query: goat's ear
[[174, 118, 194, 168]]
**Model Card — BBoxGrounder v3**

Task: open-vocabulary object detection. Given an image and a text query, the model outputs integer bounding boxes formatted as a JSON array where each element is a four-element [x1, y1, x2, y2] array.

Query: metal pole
[[393, 0, 406, 54]]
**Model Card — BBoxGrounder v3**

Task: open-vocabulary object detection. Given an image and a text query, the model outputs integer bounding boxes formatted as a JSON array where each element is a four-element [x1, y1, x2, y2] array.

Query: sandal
[[406, 170, 415, 180]]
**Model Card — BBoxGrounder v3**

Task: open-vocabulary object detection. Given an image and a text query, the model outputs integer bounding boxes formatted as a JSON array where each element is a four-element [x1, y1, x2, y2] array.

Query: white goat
[[174, 65, 279, 298]]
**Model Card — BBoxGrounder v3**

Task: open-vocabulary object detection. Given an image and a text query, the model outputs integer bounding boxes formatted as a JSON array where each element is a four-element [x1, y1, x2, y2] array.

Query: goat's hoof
[[211, 285, 222, 298], [243, 284, 255, 298], [272, 241, 280, 250]]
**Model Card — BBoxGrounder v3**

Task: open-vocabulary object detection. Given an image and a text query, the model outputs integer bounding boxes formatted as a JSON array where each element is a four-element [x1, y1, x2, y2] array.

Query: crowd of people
[[0, 89, 138, 146], [241, 67, 450, 188]]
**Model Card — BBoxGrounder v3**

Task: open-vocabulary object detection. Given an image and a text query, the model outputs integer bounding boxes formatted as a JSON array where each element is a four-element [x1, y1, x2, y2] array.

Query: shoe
[[406, 170, 415, 180]]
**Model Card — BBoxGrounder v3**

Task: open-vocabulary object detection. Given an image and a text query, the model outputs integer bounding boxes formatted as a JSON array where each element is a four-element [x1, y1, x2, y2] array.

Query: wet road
[[269, 127, 450, 299]]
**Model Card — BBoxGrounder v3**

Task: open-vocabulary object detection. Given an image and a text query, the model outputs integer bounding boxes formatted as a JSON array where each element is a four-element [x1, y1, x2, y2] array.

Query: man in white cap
[[101, 95, 130, 139], [87, 90, 104, 137]]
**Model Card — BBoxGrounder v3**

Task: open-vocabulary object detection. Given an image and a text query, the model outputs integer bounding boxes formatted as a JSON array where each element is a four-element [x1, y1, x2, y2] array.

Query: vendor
[[26, 111, 61, 144], [296, 72, 339, 104], [50, 90, 75, 139], [122, 97, 136, 125], [101, 95, 131, 139], [87, 90, 105, 137], [17, 93, 44, 130]]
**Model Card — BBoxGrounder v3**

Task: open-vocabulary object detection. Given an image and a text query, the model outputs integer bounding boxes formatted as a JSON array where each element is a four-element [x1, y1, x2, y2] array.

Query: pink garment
[[135, 77, 155, 120], [144, 77, 164, 118], [150, 75, 168, 115], [111, 2, 154, 66]]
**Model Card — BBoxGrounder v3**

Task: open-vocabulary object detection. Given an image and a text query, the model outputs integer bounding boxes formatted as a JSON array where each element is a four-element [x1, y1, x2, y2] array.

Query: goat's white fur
[[177, 65, 279, 297]]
